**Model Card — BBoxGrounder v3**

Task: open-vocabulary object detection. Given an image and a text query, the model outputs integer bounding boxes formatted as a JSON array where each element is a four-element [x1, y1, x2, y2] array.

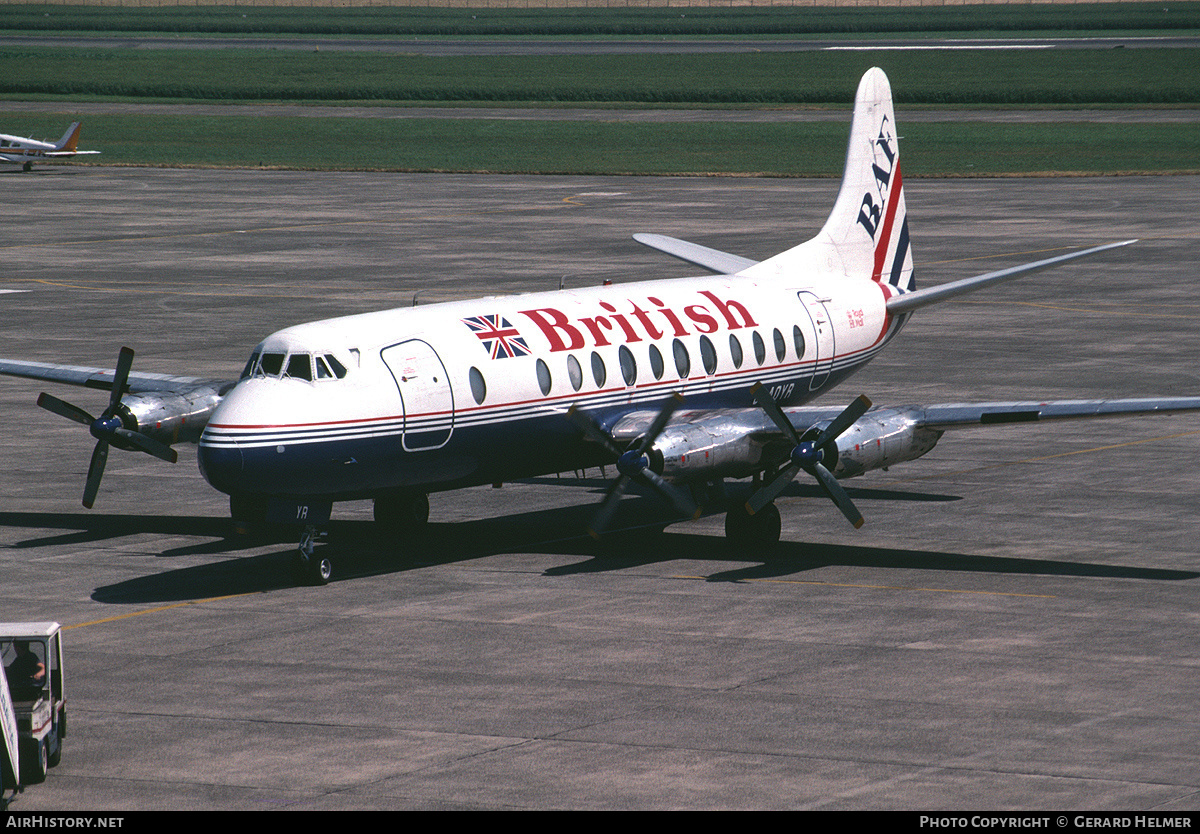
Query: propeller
[[746, 383, 872, 529], [567, 393, 699, 538], [37, 346, 178, 508]]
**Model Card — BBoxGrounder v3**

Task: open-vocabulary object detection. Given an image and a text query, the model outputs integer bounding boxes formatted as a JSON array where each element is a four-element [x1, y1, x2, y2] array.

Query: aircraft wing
[[632, 233, 758, 275], [43, 151, 101, 157], [0, 357, 223, 395]]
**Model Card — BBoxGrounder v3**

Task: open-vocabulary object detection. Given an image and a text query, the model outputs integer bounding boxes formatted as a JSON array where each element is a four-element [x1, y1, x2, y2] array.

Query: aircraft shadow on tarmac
[[3, 479, 1194, 605]]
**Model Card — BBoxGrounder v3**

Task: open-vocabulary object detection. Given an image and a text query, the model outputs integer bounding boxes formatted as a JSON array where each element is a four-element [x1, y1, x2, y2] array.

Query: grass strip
[[5, 113, 1197, 176], [2, 48, 1197, 106], [4, 3, 1199, 37]]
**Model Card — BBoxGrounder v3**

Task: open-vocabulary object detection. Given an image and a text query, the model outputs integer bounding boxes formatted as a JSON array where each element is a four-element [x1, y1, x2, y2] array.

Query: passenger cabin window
[[752, 332, 766, 366], [591, 352, 606, 388], [618, 345, 637, 386], [793, 326, 806, 359], [536, 359, 552, 396], [469, 366, 487, 404], [729, 335, 743, 369], [648, 344, 665, 381], [699, 335, 717, 376], [773, 328, 786, 362], [672, 339, 690, 379], [567, 355, 583, 392]]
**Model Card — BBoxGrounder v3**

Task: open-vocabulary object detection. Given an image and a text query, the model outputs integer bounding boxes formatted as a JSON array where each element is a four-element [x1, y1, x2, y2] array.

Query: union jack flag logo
[[461, 314, 531, 359]]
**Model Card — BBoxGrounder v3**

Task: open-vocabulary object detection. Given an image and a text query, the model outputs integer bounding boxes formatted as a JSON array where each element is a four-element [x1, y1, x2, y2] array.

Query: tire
[[21, 739, 47, 784]]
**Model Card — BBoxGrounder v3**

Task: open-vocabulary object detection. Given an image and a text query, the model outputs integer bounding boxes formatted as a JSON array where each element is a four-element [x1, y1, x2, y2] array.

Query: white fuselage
[[197, 270, 897, 502]]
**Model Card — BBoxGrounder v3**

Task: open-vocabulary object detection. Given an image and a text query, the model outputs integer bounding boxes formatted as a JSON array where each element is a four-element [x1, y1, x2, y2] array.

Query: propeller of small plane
[[745, 383, 872, 529], [567, 393, 699, 538], [36, 346, 178, 509]]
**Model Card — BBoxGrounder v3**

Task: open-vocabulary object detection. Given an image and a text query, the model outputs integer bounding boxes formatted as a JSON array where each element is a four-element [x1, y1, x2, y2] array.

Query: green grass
[[4, 3, 1199, 37], [3, 48, 1196, 105], [7, 112, 1197, 176]]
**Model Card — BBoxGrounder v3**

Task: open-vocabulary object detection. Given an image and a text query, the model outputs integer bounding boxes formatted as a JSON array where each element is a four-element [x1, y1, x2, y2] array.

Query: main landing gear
[[724, 500, 782, 546], [295, 525, 332, 586]]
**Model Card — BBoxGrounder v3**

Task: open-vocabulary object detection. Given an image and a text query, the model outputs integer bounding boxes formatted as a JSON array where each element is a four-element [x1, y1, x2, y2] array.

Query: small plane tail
[[54, 122, 83, 153], [742, 67, 914, 296]]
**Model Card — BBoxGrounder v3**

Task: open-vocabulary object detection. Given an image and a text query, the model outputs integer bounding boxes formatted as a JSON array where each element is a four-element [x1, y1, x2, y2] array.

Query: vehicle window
[[752, 332, 766, 366], [793, 325, 806, 359], [325, 354, 348, 379], [699, 335, 717, 375], [536, 358, 552, 396], [673, 338, 690, 379], [259, 353, 285, 378], [729, 335, 743, 369], [315, 356, 333, 379], [649, 344, 665, 380], [618, 345, 637, 386], [567, 354, 583, 391], [241, 351, 261, 380], [773, 328, 786, 362], [591, 351, 606, 388], [469, 366, 487, 404], [287, 354, 313, 381]]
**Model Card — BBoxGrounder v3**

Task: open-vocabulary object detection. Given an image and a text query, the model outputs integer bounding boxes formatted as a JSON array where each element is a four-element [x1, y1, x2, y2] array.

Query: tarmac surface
[[0, 167, 1198, 810]]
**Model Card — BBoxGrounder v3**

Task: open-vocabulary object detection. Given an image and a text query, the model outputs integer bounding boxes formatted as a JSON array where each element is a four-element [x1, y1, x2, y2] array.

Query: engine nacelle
[[828, 407, 943, 478], [116, 385, 225, 447], [648, 406, 942, 483], [653, 413, 769, 480]]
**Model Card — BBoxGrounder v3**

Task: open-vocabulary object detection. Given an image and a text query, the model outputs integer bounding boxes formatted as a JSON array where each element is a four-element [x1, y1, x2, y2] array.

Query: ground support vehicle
[[0, 622, 66, 790]]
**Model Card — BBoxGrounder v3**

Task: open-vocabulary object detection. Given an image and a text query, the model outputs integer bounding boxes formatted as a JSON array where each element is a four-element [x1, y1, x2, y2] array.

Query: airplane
[[0, 122, 99, 171], [3, 67, 1199, 587]]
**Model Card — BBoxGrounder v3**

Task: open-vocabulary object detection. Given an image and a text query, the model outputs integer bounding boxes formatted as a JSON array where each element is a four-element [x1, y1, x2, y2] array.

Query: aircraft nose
[[197, 428, 244, 496]]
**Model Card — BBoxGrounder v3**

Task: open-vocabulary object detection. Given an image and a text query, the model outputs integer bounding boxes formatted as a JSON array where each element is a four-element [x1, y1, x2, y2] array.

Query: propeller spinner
[[746, 383, 872, 529], [37, 346, 178, 508], [567, 393, 699, 538]]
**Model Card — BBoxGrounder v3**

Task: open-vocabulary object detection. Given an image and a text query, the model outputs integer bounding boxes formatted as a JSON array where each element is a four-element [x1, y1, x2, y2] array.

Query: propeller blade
[[83, 440, 109, 509], [813, 394, 872, 448], [745, 463, 801, 515], [105, 346, 135, 415], [635, 392, 685, 453], [750, 382, 801, 445], [637, 467, 699, 520], [567, 404, 622, 458], [588, 475, 632, 539], [810, 462, 865, 529], [37, 392, 95, 427], [113, 427, 178, 464]]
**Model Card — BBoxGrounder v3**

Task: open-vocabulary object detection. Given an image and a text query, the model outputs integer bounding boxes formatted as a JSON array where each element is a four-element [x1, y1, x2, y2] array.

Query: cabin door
[[797, 292, 836, 391], [381, 339, 455, 451]]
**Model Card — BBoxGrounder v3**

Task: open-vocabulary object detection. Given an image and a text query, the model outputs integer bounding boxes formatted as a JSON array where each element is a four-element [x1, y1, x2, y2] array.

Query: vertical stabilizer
[[741, 68, 914, 296], [55, 122, 82, 153]]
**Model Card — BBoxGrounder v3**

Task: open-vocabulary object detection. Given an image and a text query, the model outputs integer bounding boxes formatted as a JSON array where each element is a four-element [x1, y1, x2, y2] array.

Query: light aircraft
[[0, 122, 99, 171], [2, 68, 1198, 586]]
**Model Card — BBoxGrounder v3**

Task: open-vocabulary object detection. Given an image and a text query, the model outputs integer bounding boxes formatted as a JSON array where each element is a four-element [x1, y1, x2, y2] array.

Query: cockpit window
[[259, 353, 285, 377], [241, 351, 262, 380], [324, 354, 347, 379], [286, 354, 313, 381]]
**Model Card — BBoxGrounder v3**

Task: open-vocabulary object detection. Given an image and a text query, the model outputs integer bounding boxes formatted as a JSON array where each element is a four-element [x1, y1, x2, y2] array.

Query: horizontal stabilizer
[[633, 233, 757, 275], [886, 240, 1136, 315]]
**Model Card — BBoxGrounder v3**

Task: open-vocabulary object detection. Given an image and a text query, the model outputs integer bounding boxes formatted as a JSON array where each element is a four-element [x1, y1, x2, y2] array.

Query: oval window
[[672, 338, 691, 379], [649, 344, 665, 380], [567, 354, 583, 392], [618, 345, 637, 386], [773, 328, 786, 362], [793, 325, 806, 359], [729, 335, 743, 369], [536, 358, 552, 396], [591, 351, 606, 388], [469, 366, 487, 404], [752, 332, 766, 366], [699, 335, 717, 375]]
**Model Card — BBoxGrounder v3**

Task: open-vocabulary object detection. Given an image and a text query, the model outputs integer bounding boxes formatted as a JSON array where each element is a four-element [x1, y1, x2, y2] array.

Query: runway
[[0, 168, 1198, 810]]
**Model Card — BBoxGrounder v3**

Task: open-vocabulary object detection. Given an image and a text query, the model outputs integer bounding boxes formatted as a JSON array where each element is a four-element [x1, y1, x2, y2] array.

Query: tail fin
[[54, 123, 82, 153], [742, 68, 914, 295]]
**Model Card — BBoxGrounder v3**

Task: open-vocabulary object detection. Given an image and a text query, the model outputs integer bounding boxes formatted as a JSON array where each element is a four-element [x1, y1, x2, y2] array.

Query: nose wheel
[[295, 525, 331, 586]]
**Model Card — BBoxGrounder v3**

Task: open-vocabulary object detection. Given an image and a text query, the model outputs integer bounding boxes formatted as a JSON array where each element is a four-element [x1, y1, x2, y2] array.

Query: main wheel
[[724, 500, 782, 547], [374, 491, 430, 539]]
